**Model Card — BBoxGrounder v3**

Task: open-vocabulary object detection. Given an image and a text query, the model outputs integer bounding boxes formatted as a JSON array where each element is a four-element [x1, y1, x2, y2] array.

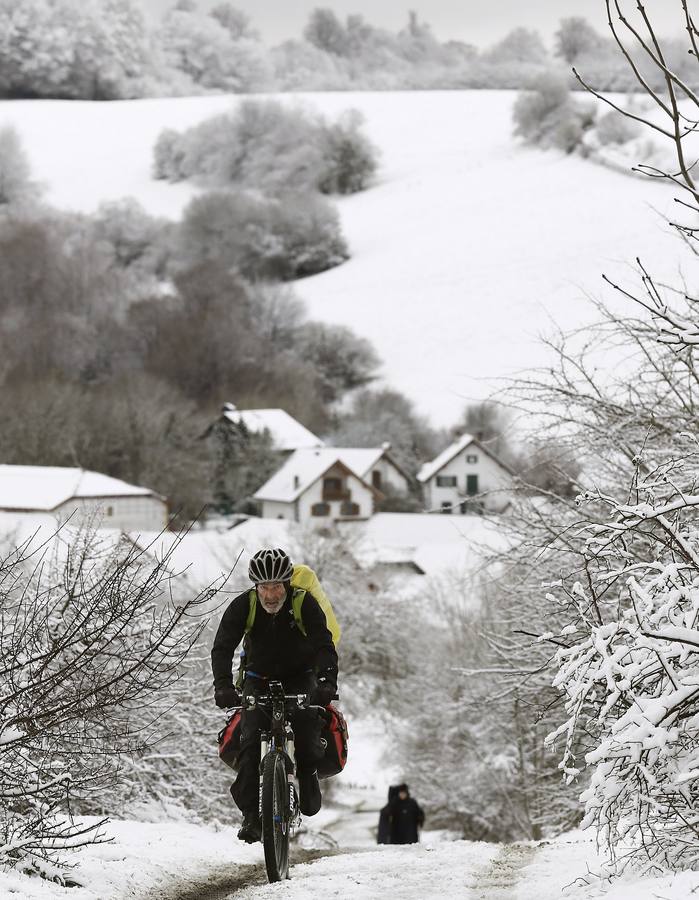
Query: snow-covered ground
[[0, 90, 683, 425], [4, 820, 699, 899], [1, 697, 695, 899]]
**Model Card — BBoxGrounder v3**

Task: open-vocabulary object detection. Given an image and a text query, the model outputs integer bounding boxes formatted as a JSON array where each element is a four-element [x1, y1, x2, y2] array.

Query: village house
[[330, 444, 411, 495], [254, 448, 382, 523], [0, 465, 168, 532], [213, 403, 324, 454], [417, 433, 514, 514]]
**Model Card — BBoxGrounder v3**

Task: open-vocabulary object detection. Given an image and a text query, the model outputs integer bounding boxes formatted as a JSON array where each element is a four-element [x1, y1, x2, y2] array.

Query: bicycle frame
[[244, 681, 318, 881]]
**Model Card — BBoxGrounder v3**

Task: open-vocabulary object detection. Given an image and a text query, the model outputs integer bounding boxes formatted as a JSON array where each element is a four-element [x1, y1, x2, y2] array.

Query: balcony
[[322, 487, 351, 502], [322, 477, 350, 502]]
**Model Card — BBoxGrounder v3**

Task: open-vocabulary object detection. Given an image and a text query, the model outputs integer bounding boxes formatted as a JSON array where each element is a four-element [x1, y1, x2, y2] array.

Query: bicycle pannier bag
[[218, 709, 243, 770], [317, 704, 349, 779]]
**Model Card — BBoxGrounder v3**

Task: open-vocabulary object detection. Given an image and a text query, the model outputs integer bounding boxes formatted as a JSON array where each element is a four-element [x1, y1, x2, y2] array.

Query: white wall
[[260, 471, 374, 524], [55, 496, 168, 532], [422, 446, 511, 514], [260, 499, 296, 520], [369, 458, 409, 494], [297, 472, 374, 524]]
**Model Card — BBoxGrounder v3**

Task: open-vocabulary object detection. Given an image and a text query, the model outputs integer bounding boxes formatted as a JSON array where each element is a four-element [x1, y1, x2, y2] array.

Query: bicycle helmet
[[248, 547, 293, 584]]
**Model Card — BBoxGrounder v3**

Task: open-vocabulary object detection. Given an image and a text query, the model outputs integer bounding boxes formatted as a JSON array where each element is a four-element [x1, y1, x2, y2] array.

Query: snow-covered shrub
[[595, 109, 640, 146], [499, 261, 699, 872], [0, 526, 208, 870], [0, 126, 40, 207], [271, 39, 351, 91], [0, 0, 150, 100], [318, 110, 379, 195], [177, 189, 348, 281], [91, 198, 173, 278], [513, 72, 596, 153], [547, 439, 699, 873], [152, 99, 378, 196], [152, 127, 188, 181], [294, 321, 380, 404], [157, 3, 270, 92]]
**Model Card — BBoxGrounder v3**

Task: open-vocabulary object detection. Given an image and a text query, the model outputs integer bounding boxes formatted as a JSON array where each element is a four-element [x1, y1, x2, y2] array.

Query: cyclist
[[211, 547, 339, 844]]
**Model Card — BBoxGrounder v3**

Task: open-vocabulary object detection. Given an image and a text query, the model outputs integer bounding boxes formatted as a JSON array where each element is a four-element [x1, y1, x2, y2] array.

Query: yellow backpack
[[289, 564, 341, 646]]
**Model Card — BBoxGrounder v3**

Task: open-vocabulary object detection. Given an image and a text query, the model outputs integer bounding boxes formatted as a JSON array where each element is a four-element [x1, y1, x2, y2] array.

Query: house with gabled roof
[[216, 402, 324, 453], [254, 448, 381, 523], [417, 433, 514, 514], [326, 443, 411, 496], [0, 465, 168, 532]]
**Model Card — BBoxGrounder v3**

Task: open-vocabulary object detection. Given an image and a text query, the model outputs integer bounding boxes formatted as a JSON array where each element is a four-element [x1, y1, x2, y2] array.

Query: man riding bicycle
[[211, 547, 339, 844]]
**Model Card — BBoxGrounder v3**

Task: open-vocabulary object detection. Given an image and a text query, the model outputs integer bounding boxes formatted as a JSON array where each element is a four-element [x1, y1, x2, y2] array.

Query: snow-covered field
[[0, 90, 682, 425]]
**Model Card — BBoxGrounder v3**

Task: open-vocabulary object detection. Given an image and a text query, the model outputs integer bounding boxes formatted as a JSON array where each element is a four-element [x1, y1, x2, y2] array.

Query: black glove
[[215, 685, 241, 709], [313, 674, 337, 708]]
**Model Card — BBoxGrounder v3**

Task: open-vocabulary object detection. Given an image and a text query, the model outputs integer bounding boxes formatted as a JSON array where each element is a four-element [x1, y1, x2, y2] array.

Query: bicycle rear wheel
[[261, 751, 290, 882]]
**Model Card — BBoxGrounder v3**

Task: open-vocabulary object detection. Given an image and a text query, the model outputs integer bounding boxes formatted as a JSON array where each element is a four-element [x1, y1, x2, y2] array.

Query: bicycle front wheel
[[261, 751, 290, 882]]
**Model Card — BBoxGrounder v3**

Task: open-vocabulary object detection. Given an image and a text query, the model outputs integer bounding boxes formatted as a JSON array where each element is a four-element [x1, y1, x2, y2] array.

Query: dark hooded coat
[[377, 784, 424, 844]]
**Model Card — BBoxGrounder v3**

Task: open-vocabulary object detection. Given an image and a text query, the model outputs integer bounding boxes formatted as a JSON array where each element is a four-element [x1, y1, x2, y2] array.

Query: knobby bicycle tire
[[261, 750, 290, 882]]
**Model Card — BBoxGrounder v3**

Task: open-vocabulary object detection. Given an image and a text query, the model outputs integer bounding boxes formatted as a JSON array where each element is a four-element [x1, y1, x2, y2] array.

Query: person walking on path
[[377, 783, 424, 844]]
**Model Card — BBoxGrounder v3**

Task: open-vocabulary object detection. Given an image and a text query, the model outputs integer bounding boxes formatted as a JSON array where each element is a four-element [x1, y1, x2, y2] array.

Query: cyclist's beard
[[260, 596, 285, 615]]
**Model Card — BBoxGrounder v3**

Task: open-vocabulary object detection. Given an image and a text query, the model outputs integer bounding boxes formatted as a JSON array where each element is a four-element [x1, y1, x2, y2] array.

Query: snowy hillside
[[0, 90, 681, 426]]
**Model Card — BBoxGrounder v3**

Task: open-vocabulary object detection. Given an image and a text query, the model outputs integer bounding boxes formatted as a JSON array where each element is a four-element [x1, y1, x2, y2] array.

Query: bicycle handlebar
[[225, 692, 338, 713]]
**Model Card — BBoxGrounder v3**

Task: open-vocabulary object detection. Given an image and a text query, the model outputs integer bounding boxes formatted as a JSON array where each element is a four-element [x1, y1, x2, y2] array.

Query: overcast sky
[[139, 1, 683, 47]]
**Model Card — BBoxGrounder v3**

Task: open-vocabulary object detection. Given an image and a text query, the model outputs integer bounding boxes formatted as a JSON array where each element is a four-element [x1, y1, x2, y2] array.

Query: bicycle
[[242, 680, 329, 882]]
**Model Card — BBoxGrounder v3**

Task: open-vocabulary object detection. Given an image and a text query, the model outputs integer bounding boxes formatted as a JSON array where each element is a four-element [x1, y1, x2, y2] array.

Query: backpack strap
[[291, 588, 307, 636], [246, 589, 257, 632]]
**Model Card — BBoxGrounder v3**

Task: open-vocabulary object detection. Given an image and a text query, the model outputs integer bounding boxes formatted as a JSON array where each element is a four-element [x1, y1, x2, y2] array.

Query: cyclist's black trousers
[[231, 673, 324, 816]]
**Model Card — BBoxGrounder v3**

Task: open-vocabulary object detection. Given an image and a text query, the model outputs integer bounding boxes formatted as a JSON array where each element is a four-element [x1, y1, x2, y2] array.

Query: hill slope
[[0, 90, 680, 425]]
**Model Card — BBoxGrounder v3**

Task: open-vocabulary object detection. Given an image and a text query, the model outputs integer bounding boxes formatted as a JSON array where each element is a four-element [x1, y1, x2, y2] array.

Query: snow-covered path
[[3, 817, 699, 900]]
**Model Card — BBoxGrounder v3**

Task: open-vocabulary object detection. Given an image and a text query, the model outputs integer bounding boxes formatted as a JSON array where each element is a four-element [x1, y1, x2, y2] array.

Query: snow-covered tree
[[554, 17, 605, 64], [303, 8, 349, 56], [0, 127, 40, 207], [0, 525, 209, 871], [158, 2, 269, 92], [0, 0, 150, 99]]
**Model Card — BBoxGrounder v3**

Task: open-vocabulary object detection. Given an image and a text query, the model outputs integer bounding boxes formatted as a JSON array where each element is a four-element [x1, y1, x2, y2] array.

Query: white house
[[328, 444, 411, 495], [254, 448, 380, 524], [417, 434, 514, 514], [218, 403, 324, 453], [0, 465, 168, 532]]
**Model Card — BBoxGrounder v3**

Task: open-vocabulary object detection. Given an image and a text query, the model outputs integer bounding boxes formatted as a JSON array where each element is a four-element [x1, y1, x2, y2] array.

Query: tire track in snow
[[149, 847, 350, 900], [467, 842, 539, 899]]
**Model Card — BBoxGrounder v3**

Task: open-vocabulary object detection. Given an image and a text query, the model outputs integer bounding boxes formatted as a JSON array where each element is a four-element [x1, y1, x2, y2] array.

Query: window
[[372, 470, 382, 490], [441, 501, 452, 514], [293, 475, 300, 489], [322, 477, 348, 501], [466, 474, 479, 495], [340, 501, 360, 517], [311, 502, 330, 517], [106, 506, 114, 516], [436, 475, 457, 488], [466, 454, 478, 464]]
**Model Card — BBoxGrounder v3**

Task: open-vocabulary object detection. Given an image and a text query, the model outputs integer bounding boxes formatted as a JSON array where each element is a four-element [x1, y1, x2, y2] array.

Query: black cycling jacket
[[211, 585, 338, 690]]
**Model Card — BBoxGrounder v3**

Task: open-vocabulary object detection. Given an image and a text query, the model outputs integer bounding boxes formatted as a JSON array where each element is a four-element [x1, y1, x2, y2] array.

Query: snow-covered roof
[[417, 434, 514, 483], [254, 448, 376, 504], [340, 512, 507, 580], [0, 465, 159, 512], [222, 404, 324, 452]]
